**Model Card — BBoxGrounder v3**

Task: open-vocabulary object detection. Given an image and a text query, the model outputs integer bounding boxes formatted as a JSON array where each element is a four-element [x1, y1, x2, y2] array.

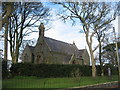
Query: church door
[[24, 54, 28, 62], [36, 55, 41, 64]]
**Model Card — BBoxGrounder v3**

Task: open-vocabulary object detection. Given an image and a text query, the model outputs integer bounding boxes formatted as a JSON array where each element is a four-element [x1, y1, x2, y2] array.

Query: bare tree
[[96, 3, 118, 76], [54, 2, 116, 77], [117, 1, 120, 15], [1, 2, 14, 62], [95, 21, 114, 76], [1, 2, 14, 30], [102, 36, 119, 65], [102, 44, 116, 65], [4, 2, 50, 63]]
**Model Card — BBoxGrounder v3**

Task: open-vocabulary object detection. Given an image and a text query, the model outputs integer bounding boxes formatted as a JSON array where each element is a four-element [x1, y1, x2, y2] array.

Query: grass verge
[[2, 75, 118, 88]]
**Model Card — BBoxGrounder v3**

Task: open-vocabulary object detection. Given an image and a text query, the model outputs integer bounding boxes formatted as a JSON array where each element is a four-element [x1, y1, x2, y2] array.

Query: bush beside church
[[10, 63, 92, 78], [10, 63, 118, 78]]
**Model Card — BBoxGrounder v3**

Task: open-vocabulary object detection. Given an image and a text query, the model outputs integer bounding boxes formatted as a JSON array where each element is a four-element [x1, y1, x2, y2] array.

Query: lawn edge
[[72, 81, 118, 88]]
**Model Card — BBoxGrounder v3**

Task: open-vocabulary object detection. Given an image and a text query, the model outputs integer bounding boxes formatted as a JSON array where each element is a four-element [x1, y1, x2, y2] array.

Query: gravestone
[[108, 67, 111, 78]]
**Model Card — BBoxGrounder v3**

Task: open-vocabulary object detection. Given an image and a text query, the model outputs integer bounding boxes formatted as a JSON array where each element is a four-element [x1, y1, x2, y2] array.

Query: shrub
[[10, 63, 118, 78], [104, 65, 118, 76], [96, 65, 118, 76], [10, 63, 92, 78]]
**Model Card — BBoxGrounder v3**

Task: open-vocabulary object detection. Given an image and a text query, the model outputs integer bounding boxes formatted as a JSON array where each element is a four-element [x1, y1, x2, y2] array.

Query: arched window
[[24, 54, 28, 62], [72, 60, 75, 64], [36, 55, 41, 64]]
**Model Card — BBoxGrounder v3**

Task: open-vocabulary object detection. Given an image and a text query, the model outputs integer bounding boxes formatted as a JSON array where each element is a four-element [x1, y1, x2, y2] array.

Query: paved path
[[58, 81, 119, 90], [73, 81, 120, 89], [77, 81, 119, 88]]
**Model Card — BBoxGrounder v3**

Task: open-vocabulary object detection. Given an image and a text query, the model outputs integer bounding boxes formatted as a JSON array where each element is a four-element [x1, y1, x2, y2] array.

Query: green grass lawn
[[2, 75, 118, 88]]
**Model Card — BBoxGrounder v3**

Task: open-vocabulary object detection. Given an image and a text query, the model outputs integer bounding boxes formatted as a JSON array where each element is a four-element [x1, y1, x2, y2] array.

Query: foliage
[[10, 63, 92, 78], [3, 75, 118, 88], [10, 63, 118, 78]]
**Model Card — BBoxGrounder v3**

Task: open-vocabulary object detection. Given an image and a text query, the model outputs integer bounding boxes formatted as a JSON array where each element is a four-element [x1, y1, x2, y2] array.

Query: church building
[[21, 23, 90, 65]]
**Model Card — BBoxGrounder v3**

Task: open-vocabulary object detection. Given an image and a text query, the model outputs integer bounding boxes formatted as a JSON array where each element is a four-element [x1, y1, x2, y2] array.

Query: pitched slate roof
[[44, 37, 78, 55], [27, 37, 82, 56]]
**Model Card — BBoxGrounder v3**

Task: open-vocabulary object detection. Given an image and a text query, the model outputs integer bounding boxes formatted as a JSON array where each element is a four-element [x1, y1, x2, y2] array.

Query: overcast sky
[[0, 2, 119, 60]]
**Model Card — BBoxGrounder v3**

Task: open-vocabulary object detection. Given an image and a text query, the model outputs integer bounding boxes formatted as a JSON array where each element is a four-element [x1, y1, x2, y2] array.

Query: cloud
[[44, 6, 97, 50], [45, 19, 87, 49]]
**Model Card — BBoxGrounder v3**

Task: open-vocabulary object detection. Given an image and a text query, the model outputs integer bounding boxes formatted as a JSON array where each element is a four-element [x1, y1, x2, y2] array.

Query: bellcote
[[39, 23, 45, 38], [73, 41, 75, 45]]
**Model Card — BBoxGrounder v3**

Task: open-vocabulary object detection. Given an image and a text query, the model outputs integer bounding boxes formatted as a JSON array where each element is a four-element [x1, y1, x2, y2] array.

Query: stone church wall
[[22, 46, 33, 63], [82, 50, 90, 65], [51, 52, 70, 64], [33, 40, 53, 64]]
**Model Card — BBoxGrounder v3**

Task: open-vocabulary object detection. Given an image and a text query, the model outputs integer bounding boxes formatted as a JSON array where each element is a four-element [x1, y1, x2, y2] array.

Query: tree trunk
[[15, 42, 19, 63], [12, 41, 19, 64], [90, 46, 96, 78], [4, 22, 8, 61], [12, 55, 16, 64], [85, 33, 96, 78], [99, 41, 104, 76]]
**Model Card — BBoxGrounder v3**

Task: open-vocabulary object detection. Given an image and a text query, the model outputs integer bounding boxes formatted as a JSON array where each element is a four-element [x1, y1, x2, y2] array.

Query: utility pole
[[118, 2, 120, 42], [113, 27, 120, 88], [0, 49, 2, 90], [118, 12, 120, 42]]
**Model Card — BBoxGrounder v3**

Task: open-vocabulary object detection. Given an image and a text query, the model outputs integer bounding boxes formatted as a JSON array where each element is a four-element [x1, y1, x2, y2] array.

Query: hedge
[[10, 63, 92, 78], [10, 63, 118, 78]]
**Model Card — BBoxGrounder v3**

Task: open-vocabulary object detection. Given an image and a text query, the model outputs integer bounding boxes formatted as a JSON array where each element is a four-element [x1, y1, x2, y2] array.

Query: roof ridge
[[44, 36, 74, 46], [44, 36, 78, 55], [79, 49, 86, 51]]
